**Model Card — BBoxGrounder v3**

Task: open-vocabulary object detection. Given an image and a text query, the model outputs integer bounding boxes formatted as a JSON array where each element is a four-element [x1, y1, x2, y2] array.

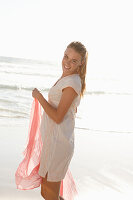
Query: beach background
[[0, 0, 133, 199]]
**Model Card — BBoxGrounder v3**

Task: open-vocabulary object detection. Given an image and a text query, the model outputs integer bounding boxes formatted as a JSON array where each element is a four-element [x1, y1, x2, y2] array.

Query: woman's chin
[[62, 68, 71, 74]]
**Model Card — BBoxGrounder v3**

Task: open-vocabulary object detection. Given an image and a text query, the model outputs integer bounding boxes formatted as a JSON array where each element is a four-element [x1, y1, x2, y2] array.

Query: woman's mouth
[[64, 65, 71, 70]]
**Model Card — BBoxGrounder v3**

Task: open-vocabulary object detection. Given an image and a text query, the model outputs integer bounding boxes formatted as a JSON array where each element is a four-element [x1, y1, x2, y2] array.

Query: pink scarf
[[15, 98, 78, 200]]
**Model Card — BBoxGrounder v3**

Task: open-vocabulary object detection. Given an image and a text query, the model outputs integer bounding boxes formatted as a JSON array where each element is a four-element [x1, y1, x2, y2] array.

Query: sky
[[0, 0, 133, 80]]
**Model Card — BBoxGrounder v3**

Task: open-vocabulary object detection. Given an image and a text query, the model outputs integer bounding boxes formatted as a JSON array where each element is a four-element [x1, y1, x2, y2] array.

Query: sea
[[0, 56, 133, 134]]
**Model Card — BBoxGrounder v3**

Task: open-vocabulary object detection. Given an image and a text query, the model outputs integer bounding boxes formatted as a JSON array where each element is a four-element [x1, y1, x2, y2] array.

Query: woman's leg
[[41, 172, 47, 199], [41, 172, 61, 200]]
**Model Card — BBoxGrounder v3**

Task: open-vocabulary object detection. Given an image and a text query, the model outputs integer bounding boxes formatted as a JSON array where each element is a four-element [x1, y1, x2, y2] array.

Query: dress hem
[[39, 170, 64, 182]]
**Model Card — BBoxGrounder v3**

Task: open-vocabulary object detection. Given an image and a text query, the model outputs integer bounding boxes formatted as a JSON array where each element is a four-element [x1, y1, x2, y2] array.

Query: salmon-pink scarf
[[15, 98, 78, 200]]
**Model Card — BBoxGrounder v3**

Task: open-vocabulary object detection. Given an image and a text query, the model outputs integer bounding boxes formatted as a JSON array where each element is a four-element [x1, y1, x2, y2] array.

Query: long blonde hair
[[67, 41, 88, 98]]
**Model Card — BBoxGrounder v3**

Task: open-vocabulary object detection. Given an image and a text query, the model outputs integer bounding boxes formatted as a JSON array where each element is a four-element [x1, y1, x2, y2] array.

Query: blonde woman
[[32, 41, 88, 200]]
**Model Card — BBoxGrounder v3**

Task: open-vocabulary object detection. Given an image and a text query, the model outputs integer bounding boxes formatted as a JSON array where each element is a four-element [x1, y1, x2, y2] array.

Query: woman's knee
[[45, 181, 61, 200]]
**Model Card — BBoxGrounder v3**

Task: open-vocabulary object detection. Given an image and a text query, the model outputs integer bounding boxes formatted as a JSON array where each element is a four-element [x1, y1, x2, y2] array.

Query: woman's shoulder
[[64, 74, 81, 83], [62, 74, 81, 95], [69, 74, 81, 86]]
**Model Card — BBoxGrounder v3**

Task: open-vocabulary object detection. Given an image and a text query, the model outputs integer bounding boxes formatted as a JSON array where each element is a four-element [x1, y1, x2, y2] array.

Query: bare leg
[[41, 172, 61, 200]]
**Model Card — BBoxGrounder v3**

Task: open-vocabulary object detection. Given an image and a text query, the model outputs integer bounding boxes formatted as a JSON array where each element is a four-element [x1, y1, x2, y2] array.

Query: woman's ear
[[81, 58, 85, 65], [79, 61, 84, 69]]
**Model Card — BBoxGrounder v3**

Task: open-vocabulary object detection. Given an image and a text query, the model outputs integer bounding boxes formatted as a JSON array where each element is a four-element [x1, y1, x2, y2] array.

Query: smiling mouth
[[64, 65, 71, 69]]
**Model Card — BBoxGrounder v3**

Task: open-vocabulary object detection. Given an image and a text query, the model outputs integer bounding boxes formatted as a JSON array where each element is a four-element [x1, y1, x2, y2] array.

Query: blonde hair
[[67, 41, 88, 98]]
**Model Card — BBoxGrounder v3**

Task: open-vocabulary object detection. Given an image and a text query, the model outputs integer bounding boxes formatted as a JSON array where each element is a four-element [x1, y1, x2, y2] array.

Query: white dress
[[38, 74, 82, 182]]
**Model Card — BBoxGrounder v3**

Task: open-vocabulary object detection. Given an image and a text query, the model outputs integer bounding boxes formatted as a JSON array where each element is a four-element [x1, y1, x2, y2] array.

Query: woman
[[32, 41, 88, 200]]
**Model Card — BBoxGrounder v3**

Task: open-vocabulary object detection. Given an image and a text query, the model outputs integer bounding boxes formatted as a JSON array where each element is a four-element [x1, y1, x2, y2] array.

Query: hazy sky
[[0, 0, 133, 79]]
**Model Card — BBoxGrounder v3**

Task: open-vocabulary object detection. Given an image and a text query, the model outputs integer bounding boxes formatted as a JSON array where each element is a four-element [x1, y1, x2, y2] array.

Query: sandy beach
[[0, 124, 133, 200]]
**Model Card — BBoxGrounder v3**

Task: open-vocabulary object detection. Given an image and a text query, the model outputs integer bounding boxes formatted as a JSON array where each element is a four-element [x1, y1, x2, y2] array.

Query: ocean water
[[0, 56, 133, 134]]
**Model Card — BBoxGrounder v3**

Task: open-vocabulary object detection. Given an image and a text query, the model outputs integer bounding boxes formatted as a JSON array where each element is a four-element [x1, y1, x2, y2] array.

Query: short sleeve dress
[[38, 73, 82, 182]]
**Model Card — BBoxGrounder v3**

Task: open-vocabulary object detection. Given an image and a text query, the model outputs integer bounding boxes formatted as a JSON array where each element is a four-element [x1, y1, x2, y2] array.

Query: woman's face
[[62, 47, 82, 76]]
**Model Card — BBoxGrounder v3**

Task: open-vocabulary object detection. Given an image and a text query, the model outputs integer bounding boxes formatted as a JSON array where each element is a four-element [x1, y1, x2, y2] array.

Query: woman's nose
[[66, 59, 71, 65]]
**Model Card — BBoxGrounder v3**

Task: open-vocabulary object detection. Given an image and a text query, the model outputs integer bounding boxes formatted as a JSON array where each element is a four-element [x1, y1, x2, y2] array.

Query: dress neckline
[[52, 73, 79, 87]]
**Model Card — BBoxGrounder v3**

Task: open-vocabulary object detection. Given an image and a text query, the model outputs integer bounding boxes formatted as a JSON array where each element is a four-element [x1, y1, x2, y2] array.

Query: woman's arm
[[32, 87, 78, 124]]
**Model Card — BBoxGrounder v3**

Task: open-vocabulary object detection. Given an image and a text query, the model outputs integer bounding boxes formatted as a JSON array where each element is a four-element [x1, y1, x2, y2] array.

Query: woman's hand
[[32, 88, 41, 100]]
